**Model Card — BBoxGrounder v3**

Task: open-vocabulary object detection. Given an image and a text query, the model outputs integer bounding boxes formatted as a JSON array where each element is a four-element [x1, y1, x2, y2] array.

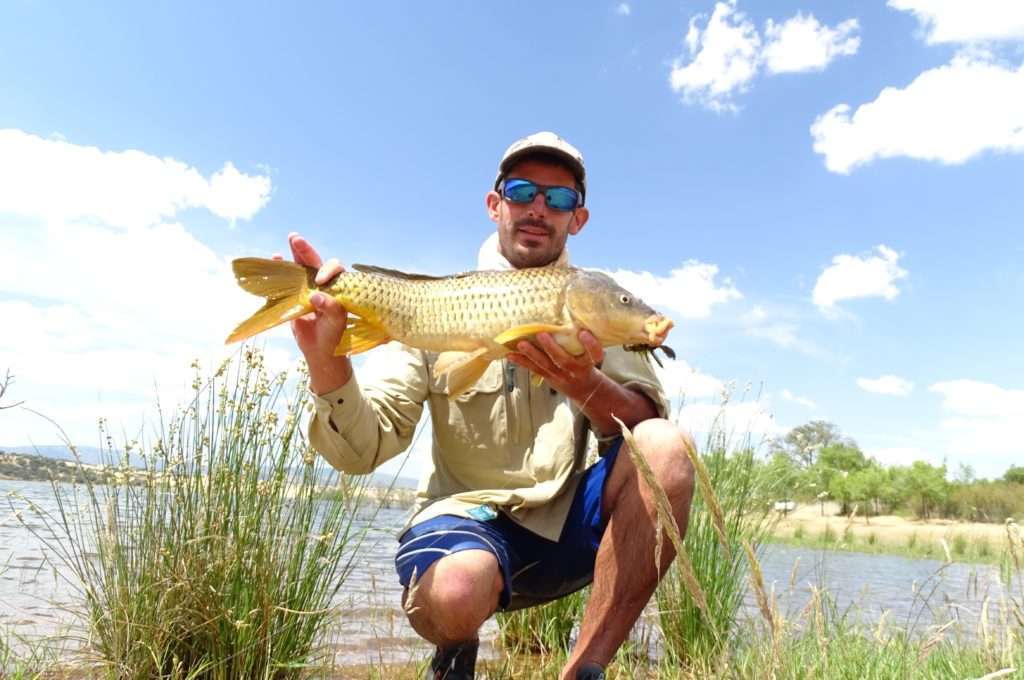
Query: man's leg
[[561, 418, 695, 679], [404, 548, 504, 646]]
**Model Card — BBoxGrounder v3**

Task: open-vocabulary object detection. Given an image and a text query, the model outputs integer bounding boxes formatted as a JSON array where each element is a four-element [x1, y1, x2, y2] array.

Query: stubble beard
[[500, 217, 565, 269]]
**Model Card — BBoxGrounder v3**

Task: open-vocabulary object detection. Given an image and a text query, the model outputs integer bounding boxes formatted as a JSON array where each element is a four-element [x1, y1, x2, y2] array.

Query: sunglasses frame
[[499, 178, 582, 211]]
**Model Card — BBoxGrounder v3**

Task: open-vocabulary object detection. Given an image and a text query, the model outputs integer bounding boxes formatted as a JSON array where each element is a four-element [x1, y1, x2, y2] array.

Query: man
[[283, 132, 695, 679]]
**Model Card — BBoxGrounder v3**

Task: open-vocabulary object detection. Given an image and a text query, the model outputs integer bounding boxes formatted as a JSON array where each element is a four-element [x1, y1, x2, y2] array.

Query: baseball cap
[[494, 131, 587, 204]]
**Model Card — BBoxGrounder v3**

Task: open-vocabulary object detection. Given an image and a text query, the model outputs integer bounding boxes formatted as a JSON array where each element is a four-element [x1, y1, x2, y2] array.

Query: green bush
[[35, 349, 370, 679]]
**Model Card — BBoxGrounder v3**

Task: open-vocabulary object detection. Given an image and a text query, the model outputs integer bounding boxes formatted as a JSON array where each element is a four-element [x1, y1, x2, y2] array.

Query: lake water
[[2, 480, 1020, 667]]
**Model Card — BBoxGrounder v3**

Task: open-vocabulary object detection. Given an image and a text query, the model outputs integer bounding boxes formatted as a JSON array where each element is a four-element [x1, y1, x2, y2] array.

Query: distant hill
[[0, 444, 106, 466], [0, 445, 418, 490]]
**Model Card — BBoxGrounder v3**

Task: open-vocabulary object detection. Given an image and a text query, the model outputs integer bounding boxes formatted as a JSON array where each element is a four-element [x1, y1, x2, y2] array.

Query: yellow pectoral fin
[[436, 348, 494, 400], [530, 373, 545, 387], [493, 323, 568, 347], [433, 350, 474, 378], [334, 318, 391, 356]]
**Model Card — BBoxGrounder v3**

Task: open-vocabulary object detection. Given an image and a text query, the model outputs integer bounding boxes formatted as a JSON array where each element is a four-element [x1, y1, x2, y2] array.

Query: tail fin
[[226, 258, 317, 343]]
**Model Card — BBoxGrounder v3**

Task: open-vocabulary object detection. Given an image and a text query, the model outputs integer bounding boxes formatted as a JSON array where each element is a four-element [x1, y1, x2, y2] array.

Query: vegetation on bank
[[765, 420, 1024, 523], [0, 450, 123, 484], [7, 351, 372, 678], [770, 520, 1015, 569]]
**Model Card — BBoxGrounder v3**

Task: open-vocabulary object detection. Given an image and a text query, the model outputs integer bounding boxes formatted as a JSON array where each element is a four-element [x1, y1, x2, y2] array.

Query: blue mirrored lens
[[503, 180, 538, 203], [503, 179, 579, 211], [545, 187, 579, 211]]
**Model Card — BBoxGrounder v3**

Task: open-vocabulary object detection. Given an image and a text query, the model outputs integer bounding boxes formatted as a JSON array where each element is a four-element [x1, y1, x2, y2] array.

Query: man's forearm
[[569, 369, 659, 437], [309, 355, 354, 395]]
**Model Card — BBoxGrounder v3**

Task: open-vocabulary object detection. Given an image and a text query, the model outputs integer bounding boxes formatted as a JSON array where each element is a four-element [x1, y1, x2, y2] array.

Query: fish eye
[[619, 294, 631, 304]]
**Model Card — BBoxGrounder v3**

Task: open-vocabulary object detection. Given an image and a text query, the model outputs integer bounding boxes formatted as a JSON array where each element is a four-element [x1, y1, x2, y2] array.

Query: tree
[[1004, 465, 1024, 485], [816, 443, 869, 515], [895, 461, 948, 520], [773, 420, 846, 468], [0, 370, 23, 411], [847, 464, 893, 521]]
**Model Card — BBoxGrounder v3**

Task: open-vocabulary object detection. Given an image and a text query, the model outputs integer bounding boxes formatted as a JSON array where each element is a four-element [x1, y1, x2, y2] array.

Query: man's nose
[[527, 191, 548, 213]]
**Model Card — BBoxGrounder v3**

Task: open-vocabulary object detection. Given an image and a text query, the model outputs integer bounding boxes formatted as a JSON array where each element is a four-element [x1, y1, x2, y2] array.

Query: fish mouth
[[644, 315, 674, 345]]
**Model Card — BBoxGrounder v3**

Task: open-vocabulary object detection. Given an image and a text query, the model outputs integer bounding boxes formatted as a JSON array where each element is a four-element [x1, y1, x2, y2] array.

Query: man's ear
[[569, 206, 589, 236], [485, 190, 502, 223]]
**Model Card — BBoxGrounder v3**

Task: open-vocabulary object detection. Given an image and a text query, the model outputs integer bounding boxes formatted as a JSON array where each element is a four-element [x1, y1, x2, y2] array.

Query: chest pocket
[[426, 357, 510, 468]]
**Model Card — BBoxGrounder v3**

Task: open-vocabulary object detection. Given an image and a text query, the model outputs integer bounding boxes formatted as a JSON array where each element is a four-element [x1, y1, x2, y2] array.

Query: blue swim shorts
[[395, 438, 622, 612]]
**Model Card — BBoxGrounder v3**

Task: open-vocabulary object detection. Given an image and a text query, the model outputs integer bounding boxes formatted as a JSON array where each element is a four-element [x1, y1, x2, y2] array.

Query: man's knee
[[629, 418, 696, 499], [404, 549, 503, 642]]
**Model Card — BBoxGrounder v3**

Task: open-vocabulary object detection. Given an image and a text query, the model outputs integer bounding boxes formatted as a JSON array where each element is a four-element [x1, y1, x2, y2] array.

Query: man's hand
[[273, 232, 352, 395], [508, 330, 659, 435], [507, 331, 605, 404]]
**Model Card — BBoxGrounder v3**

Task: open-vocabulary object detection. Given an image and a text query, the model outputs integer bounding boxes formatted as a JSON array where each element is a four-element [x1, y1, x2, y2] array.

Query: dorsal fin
[[352, 264, 476, 281], [352, 264, 442, 280]]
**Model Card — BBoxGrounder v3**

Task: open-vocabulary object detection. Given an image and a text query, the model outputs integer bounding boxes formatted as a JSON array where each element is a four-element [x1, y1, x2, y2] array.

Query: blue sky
[[1, 1, 1022, 480]]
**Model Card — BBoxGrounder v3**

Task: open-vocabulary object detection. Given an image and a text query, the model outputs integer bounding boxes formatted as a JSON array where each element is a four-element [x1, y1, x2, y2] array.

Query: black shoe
[[429, 639, 478, 679], [576, 662, 605, 680]]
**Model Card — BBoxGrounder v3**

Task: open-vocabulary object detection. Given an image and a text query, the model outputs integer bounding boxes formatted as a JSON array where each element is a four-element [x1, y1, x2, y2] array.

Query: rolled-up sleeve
[[594, 347, 671, 451], [308, 345, 429, 474]]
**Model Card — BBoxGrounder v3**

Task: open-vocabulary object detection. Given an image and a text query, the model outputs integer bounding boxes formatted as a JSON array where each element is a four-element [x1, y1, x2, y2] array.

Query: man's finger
[[289, 233, 323, 268], [316, 258, 345, 286], [516, 341, 555, 375], [579, 330, 604, 364]]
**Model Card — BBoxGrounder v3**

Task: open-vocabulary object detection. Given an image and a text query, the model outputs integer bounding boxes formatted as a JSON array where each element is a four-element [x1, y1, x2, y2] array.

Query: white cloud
[[0, 129, 271, 229], [670, 1, 762, 112], [812, 245, 907, 311], [655, 359, 725, 401], [608, 261, 742, 320], [763, 14, 860, 74], [0, 130, 283, 445], [929, 380, 1024, 471], [889, 0, 1024, 44], [866, 446, 940, 467], [616, 3, 631, 16], [857, 375, 914, 396], [780, 389, 817, 409], [669, 1, 859, 112], [674, 400, 780, 450], [811, 55, 1024, 173], [930, 379, 1024, 419]]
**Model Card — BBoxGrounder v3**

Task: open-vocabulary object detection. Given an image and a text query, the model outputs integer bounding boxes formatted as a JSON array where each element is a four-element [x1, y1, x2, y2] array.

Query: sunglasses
[[500, 178, 582, 211]]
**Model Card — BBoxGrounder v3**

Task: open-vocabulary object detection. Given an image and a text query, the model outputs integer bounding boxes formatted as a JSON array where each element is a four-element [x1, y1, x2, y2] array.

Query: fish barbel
[[226, 258, 674, 397]]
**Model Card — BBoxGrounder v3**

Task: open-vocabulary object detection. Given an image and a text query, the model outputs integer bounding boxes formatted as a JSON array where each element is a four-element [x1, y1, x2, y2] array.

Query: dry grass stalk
[[403, 567, 422, 617], [874, 610, 890, 644], [743, 539, 780, 678], [981, 595, 991, 653], [972, 668, 1018, 680], [743, 540, 775, 633], [918, 620, 955, 663], [614, 417, 717, 642], [680, 433, 731, 560]]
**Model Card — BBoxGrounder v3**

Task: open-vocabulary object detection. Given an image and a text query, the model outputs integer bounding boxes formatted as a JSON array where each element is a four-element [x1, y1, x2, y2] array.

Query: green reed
[[30, 348, 371, 679], [653, 416, 781, 667], [496, 588, 589, 656]]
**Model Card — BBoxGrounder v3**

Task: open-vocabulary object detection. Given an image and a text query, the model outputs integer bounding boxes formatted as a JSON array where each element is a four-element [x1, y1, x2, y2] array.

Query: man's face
[[486, 159, 590, 269]]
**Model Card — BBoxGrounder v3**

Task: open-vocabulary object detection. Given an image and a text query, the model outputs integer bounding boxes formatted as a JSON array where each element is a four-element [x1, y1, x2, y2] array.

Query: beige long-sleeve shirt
[[308, 241, 669, 541]]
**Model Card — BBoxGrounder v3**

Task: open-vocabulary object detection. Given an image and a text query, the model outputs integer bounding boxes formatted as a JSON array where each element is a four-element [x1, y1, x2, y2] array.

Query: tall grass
[[496, 588, 588, 656], [654, 427, 780, 667], [25, 348, 370, 678]]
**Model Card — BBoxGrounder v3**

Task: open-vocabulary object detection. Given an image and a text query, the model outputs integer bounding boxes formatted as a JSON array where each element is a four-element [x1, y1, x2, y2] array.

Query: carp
[[226, 258, 673, 397]]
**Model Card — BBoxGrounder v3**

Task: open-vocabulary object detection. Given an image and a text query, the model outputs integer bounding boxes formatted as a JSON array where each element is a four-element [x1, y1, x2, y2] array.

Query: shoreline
[[768, 502, 1018, 565]]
